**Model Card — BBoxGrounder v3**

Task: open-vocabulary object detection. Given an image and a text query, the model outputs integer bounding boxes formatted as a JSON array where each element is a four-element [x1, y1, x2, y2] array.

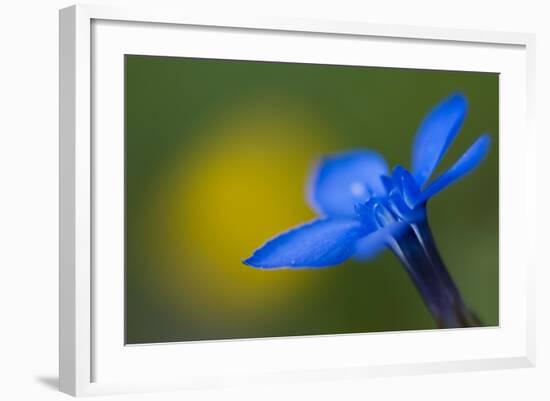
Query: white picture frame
[[59, 3, 536, 397]]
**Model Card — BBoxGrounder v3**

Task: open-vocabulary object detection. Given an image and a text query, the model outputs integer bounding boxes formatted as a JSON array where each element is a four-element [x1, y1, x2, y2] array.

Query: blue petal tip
[[242, 256, 261, 268]]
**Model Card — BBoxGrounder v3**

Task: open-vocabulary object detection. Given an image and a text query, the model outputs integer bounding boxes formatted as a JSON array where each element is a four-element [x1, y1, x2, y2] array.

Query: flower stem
[[388, 219, 481, 328]]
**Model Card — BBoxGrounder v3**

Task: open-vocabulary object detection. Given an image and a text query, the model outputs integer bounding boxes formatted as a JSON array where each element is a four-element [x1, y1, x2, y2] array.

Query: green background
[[125, 55, 499, 344]]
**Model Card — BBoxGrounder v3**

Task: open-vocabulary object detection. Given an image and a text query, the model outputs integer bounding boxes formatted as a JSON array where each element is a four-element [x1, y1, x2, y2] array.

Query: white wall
[[0, 0, 548, 399]]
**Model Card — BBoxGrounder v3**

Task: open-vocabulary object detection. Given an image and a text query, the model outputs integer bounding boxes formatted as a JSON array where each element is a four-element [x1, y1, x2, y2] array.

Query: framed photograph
[[59, 4, 536, 396]]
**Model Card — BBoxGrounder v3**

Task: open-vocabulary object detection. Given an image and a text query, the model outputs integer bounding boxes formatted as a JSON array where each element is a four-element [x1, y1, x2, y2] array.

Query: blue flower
[[243, 93, 490, 328]]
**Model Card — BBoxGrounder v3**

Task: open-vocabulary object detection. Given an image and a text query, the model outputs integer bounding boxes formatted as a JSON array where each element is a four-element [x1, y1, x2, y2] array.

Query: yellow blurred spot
[[143, 103, 333, 325]]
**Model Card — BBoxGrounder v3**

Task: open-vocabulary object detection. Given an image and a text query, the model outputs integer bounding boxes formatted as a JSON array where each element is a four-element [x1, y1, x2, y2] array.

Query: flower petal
[[243, 218, 364, 268], [411, 93, 468, 187], [415, 134, 491, 205], [391, 166, 421, 209], [353, 222, 408, 261], [308, 150, 389, 218]]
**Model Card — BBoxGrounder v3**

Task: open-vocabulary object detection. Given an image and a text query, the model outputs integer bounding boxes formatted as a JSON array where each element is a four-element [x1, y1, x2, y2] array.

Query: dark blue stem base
[[388, 220, 481, 329]]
